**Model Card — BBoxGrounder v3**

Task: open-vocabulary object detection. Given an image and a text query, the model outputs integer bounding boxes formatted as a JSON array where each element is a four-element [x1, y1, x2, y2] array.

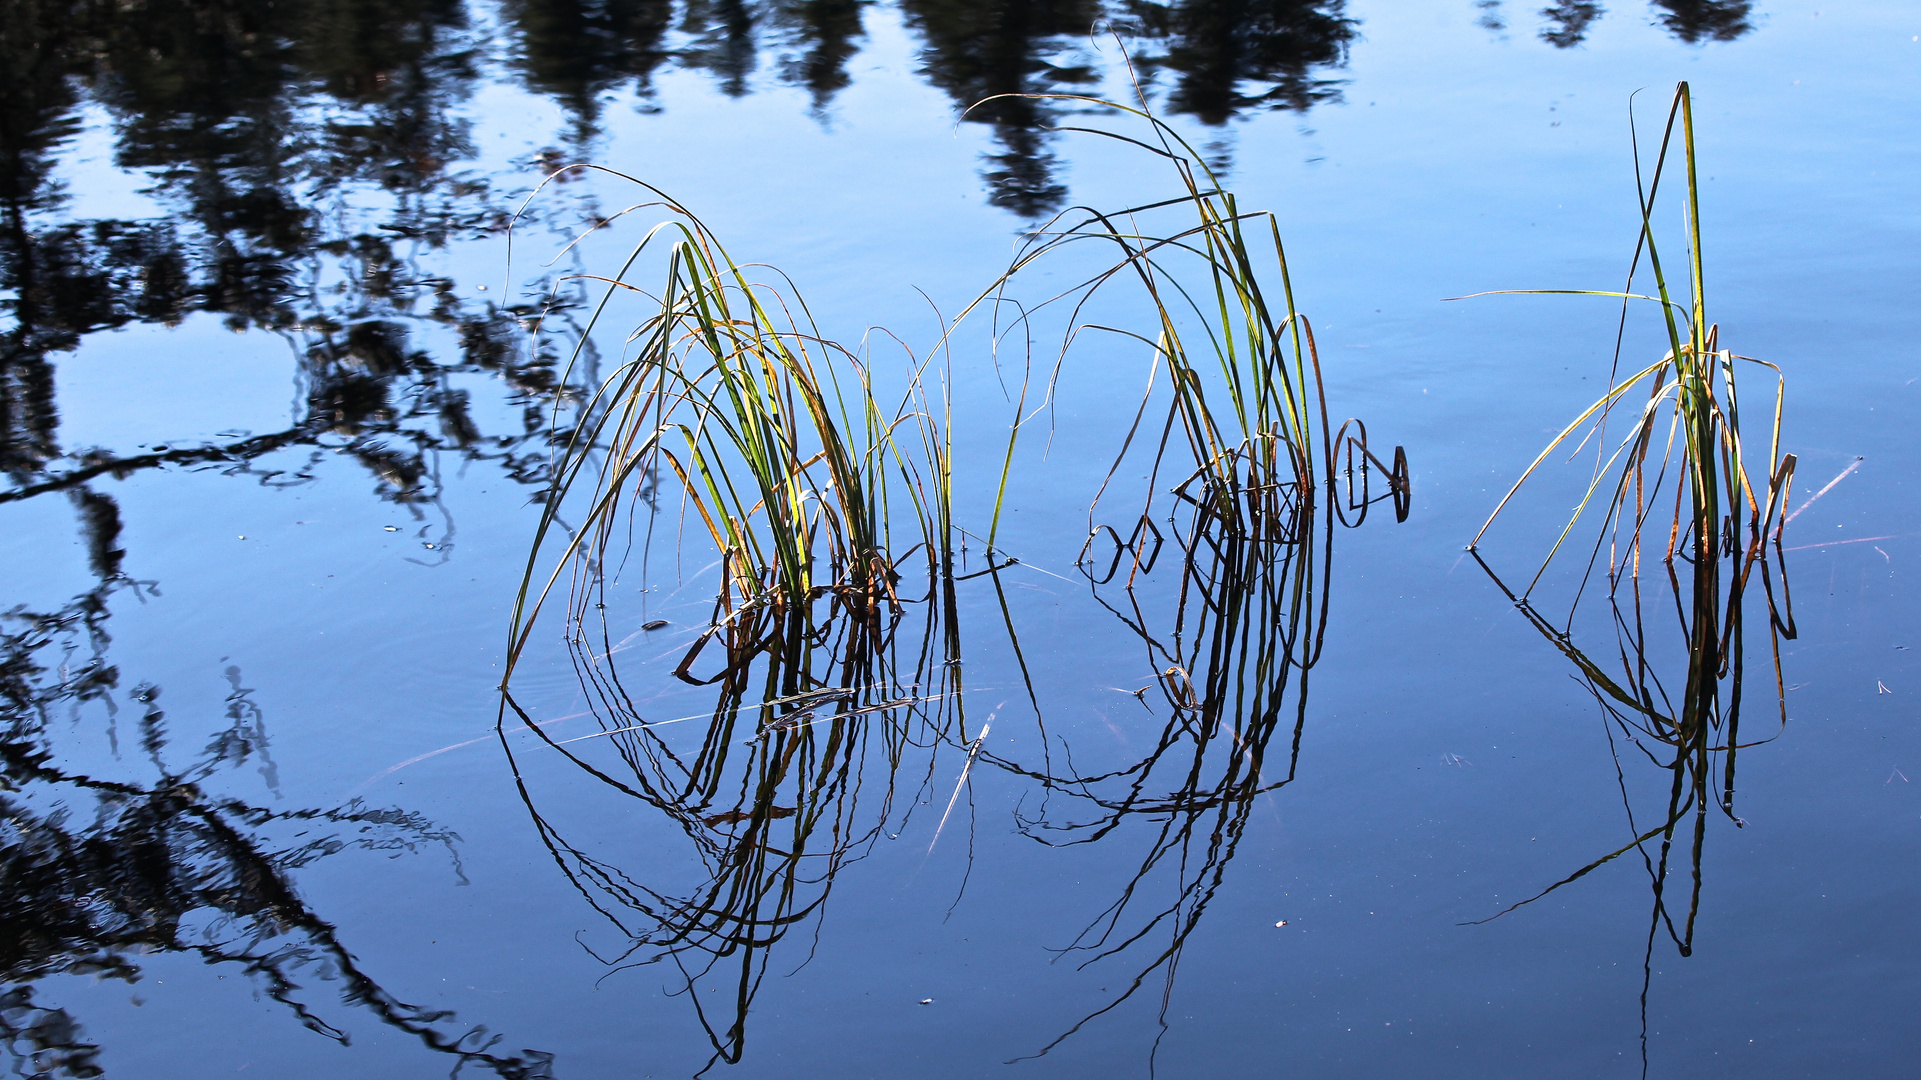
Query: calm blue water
[[4, 1, 1919, 1077]]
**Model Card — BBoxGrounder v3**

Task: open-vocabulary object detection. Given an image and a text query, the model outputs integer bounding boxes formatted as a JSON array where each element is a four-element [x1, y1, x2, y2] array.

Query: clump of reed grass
[[494, 172, 970, 1069], [954, 82, 1407, 571], [500, 169, 955, 693], [936, 87, 1412, 1057], [494, 87, 1408, 1069], [1463, 83, 1798, 965], [1467, 82, 1793, 632]]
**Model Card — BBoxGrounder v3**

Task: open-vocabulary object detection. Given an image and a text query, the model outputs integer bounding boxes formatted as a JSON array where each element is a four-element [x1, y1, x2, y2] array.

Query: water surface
[[4, 1, 1919, 1077]]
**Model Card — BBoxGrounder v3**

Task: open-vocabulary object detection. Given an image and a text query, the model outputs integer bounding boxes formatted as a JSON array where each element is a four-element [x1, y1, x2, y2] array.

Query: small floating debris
[[383, 525, 399, 532], [704, 806, 795, 827], [642, 619, 668, 631]]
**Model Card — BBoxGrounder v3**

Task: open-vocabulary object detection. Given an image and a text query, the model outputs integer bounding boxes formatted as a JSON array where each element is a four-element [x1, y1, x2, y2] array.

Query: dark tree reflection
[[1539, 0, 1603, 47], [0, 0, 583, 525], [0, 0, 87, 480], [898, 0, 1356, 213], [679, 0, 761, 97], [1, 576, 556, 1077], [86, 0, 485, 324], [768, 0, 870, 110], [1121, 0, 1357, 124], [0, 7, 594, 1067], [507, 0, 676, 138], [900, 0, 1102, 217], [1536, 0, 1753, 47], [1652, 0, 1751, 43]]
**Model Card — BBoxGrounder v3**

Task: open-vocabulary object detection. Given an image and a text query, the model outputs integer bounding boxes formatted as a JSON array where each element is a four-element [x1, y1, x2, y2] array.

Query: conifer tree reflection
[[1651, 0, 1750, 43], [768, 0, 869, 110], [1535, 0, 1753, 47], [680, 0, 761, 97], [505, 0, 676, 139], [900, 0, 1101, 216], [1119, 0, 1356, 125], [1538, 0, 1603, 48]]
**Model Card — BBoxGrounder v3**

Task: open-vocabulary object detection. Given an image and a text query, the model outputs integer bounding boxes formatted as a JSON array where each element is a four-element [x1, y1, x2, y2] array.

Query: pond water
[[4, 1, 1919, 1077]]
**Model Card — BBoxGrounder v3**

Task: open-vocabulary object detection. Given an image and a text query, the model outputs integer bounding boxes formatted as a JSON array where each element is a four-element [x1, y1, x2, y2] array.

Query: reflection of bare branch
[[1, 581, 552, 1078]]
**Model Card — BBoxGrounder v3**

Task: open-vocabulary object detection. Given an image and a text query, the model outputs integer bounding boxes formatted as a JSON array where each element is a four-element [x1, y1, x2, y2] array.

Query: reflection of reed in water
[[1468, 545, 1793, 944], [501, 596, 961, 1072], [1468, 531, 1793, 1072], [0, 580, 552, 1079], [980, 425, 1402, 1062], [982, 483, 1335, 1064]]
